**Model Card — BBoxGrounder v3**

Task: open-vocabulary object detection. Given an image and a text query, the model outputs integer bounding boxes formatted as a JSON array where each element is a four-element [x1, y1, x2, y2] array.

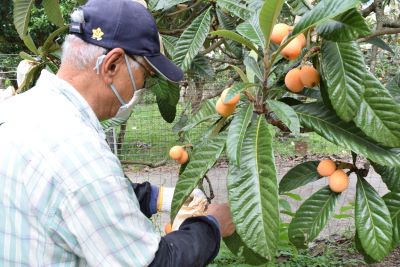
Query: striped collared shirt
[[0, 70, 160, 266]]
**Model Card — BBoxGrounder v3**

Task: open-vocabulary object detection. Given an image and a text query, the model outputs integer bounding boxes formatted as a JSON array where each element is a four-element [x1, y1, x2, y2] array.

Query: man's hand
[[207, 203, 235, 237]]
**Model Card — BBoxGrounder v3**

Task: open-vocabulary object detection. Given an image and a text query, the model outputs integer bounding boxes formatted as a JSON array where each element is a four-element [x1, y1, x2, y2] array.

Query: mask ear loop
[[94, 55, 106, 75], [124, 54, 138, 92]]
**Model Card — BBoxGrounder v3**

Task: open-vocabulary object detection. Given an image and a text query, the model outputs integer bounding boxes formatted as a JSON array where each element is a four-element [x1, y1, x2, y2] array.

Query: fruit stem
[[301, 46, 321, 65]]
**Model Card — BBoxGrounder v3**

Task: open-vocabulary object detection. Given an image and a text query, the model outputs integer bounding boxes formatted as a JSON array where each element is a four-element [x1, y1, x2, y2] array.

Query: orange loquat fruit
[[300, 65, 320, 88], [317, 159, 337, 177], [284, 68, 304, 93], [328, 169, 349, 193]]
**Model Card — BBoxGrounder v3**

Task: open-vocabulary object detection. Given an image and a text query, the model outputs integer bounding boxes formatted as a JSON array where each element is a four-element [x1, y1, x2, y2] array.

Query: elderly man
[[0, 0, 234, 266]]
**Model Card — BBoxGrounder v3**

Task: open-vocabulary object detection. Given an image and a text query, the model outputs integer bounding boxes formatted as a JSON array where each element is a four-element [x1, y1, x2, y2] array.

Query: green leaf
[[386, 72, 400, 103], [365, 37, 395, 55], [216, 9, 236, 30], [290, 0, 359, 37], [229, 65, 249, 83], [258, 0, 284, 50], [148, 77, 180, 123], [173, 8, 211, 71], [19, 51, 36, 61], [22, 33, 38, 54], [41, 25, 68, 55], [383, 192, 400, 248], [282, 192, 302, 201], [288, 186, 339, 249], [236, 15, 265, 49], [156, 98, 176, 123], [154, 0, 189, 10], [321, 41, 366, 122], [354, 72, 400, 147], [267, 100, 300, 134], [227, 116, 279, 260], [224, 82, 256, 103], [279, 161, 321, 193], [244, 56, 263, 81], [227, 103, 254, 166], [354, 233, 379, 264], [371, 162, 400, 193], [216, 0, 253, 20], [43, 0, 64, 27], [210, 30, 258, 53], [161, 35, 178, 58], [189, 55, 214, 78], [293, 102, 400, 167], [316, 8, 371, 42], [171, 133, 226, 220], [223, 232, 268, 265], [355, 176, 393, 261], [13, 0, 35, 38]]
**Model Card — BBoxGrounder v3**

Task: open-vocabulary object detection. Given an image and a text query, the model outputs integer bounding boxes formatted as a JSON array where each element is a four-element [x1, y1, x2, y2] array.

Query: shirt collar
[[36, 70, 105, 139]]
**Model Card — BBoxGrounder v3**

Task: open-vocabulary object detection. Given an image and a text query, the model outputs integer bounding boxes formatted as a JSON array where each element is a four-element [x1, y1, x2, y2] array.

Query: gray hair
[[61, 9, 106, 69]]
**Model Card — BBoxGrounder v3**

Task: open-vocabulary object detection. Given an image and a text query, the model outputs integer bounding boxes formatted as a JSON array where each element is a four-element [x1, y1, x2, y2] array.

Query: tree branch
[[361, 2, 376, 17], [358, 27, 400, 42], [200, 38, 225, 55]]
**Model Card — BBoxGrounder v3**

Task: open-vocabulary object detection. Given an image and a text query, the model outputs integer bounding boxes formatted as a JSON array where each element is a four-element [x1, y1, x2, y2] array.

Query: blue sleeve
[[149, 216, 221, 267], [130, 181, 158, 218]]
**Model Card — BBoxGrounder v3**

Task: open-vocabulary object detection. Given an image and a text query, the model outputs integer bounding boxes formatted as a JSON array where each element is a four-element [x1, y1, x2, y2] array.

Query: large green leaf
[[154, 0, 189, 10], [371, 162, 400, 193], [41, 25, 68, 55], [290, 0, 359, 37], [279, 161, 321, 193], [321, 41, 366, 122], [148, 77, 180, 123], [223, 232, 268, 265], [189, 55, 214, 78], [173, 8, 211, 71], [267, 100, 300, 134], [386, 72, 400, 103], [354, 72, 400, 147], [293, 102, 400, 167], [355, 176, 393, 261], [243, 56, 263, 81], [161, 35, 178, 58], [171, 133, 226, 220], [216, 0, 253, 21], [288, 186, 339, 249], [383, 192, 400, 248], [258, 0, 284, 50], [354, 233, 379, 264], [43, 0, 64, 27], [229, 65, 249, 83], [13, 0, 35, 38], [227, 116, 279, 259], [210, 30, 258, 52], [227, 103, 254, 166], [216, 8, 237, 30], [316, 8, 371, 42], [224, 82, 256, 103], [365, 37, 395, 55], [236, 15, 265, 49], [22, 33, 38, 54]]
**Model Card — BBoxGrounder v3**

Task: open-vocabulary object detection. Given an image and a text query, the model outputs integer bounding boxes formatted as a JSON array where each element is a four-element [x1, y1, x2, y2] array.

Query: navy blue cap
[[70, 0, 184, 83]]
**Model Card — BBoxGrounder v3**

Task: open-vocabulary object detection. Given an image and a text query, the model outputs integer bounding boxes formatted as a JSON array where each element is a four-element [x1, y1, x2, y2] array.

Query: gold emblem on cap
[[92, 27, 104, 41]]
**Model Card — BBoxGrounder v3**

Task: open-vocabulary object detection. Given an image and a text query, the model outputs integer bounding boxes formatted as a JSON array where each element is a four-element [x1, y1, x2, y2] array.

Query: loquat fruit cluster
[[271, 23, 306, 61], [169, 145, 189, 164], [285, 65, 320, 93], [317, 159, 349, 193], [215, 87, 240, 117]]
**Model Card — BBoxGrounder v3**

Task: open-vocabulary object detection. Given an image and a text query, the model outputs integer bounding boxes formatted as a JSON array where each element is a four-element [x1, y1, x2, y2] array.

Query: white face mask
[[94, 54, 145, 122]]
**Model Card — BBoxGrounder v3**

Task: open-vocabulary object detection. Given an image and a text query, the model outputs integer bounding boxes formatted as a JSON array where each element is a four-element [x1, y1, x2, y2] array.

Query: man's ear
[[100, 48, 125, 84]]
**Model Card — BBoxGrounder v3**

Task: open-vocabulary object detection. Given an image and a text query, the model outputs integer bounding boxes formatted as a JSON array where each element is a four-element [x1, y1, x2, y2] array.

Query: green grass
[[117, 103, 349, 163], [209, 239, 365, 267]]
